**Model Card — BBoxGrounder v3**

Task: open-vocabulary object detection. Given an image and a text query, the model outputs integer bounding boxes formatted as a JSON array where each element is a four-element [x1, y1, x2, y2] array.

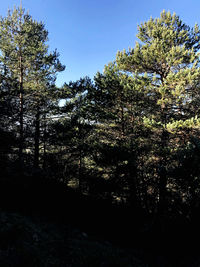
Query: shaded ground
[[1, 210, 200, 267], [1, 175, 200, 266], [0, 210, 146, 267]]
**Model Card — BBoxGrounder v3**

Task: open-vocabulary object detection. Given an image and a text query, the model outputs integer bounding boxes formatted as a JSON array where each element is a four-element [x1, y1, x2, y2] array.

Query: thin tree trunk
[[158, 110, 168, 215], [127, 157, 139, 208], [78, 122, 83, 192], [34, 106, 40, 168], [19, 54, 24, 166], [121, 105, 125, 137], [158, 161, 167, 214], [157, 77, 169, 215], [43, 113, 47, 170]]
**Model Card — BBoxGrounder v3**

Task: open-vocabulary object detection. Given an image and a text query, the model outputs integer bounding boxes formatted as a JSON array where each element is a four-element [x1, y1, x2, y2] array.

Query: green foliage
[[114, 10, 200, 214], [1, 7, 200, 222], [0, 6, 48, 84], [0, 5, 65, 169]]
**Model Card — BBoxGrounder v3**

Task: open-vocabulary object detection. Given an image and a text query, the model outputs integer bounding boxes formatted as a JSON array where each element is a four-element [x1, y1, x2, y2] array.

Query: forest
[[1, 7, 200, 266]]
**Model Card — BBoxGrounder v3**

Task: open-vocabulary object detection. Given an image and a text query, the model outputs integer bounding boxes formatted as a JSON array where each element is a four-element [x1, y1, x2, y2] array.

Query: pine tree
[[0, 6, 65, 168], [116, 10, 200, 214], [29, 51, 65, 168], [84, 64, 147, 205], [52, 77, 94, 190]]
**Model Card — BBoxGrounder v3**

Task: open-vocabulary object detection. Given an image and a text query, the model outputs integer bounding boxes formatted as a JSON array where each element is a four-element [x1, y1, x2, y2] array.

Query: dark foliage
[[1, 8, 200, 266]]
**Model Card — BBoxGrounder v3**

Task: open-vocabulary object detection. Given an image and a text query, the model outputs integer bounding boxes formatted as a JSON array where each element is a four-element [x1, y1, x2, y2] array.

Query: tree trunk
[[158, 125, 168, 215], [78, 122, 83, 192], [127, 158, 139, 208], [158, 163, 167, 214], [157, 79, 168, 215], [42, 113, 47, 170], [34, 106, 40, 168], [19, 54, 24, 166]]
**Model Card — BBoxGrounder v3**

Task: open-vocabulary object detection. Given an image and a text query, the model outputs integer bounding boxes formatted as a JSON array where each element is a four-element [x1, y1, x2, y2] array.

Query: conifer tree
[[52, 77, 94, 190], [29, 50, 65, 168], [0, 6, 65, 167], [86, 64, 147, 204], [116, 10, 200, 214]]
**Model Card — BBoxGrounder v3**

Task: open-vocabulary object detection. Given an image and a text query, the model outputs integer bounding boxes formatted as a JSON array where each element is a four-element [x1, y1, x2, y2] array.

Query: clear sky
[[0, 0, 200, 86]]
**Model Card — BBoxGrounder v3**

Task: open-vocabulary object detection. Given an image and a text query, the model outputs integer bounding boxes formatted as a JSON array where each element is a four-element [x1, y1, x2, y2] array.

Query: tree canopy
[[1, 8, 200, 226]]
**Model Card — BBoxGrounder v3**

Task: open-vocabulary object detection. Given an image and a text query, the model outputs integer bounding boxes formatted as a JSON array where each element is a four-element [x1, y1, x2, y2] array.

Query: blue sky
[[0, 0, 200, 86]]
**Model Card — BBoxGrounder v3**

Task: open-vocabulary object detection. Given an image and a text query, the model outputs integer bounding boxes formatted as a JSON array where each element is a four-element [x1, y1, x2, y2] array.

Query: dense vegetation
[[1, 7, 200, 266]]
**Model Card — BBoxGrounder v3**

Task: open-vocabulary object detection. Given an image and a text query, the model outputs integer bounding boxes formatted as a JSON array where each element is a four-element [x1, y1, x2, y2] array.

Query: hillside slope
[[0, 211, 146, 267]]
